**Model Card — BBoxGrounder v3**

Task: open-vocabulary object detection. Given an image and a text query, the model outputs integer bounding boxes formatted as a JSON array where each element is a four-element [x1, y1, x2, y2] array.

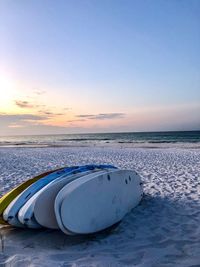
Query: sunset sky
[[0, 0, 199, 135]]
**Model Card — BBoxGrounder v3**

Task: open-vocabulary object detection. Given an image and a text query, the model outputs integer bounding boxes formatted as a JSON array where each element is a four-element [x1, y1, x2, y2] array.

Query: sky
[[0, 0, 199, 135]]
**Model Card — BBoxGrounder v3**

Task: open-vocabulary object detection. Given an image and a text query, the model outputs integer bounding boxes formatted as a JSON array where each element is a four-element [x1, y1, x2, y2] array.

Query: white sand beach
[[0, 145, 200, 267]]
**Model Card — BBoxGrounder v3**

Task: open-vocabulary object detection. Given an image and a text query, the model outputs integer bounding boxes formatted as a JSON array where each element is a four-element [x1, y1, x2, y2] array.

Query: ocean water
[[0, 131, 199, 148]]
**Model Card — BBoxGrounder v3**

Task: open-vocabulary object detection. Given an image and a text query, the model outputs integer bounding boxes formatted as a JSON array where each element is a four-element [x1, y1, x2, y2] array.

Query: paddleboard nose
[[7, 216, 24, 228]]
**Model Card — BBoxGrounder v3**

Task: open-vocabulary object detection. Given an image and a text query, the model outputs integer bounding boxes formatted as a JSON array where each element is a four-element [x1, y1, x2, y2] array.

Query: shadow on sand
[[0, 194, 200, 266]]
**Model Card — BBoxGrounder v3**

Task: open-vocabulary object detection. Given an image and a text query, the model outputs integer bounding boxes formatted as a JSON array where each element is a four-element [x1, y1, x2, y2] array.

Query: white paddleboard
[[4, 165, 115, 227], [34, 169, 109, 229], [3, 167, 78, 227], [54, 170, 109, 235], [56, 169, 143, 235], [19, 169, 102, 228]]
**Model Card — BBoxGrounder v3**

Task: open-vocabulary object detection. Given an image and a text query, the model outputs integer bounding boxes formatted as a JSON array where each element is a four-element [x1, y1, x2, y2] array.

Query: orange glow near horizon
[[0, 72, 199, 134]]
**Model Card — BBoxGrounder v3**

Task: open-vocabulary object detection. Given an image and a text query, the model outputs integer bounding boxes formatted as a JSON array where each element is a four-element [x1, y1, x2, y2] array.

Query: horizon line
[[1, 129, 200, 138]]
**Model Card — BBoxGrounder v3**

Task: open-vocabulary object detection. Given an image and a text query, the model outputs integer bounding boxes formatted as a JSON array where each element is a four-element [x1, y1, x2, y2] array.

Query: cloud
[[15, 100, 35, 109], [8, 124, 25, 128], [15, 99, 46, 109], [67, 119, 86, 123], [76, 113, 125, 120], [15, 99, 65, 118], [76, 114, 95, 118], [38, 110, 65, 116], [56, 113, 65, 116], [0, 114, 47, 120], [39, 111, 54, 115], [0, 114, 48, 127], [91, 113, 125, 120], [0, 113, 52, 131], [15, 97, 69, 117], [34, 89, 46, 95]]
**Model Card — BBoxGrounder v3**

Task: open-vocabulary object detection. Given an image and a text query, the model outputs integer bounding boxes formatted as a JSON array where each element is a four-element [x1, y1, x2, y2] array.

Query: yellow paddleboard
[[0, 167, 63, 225]]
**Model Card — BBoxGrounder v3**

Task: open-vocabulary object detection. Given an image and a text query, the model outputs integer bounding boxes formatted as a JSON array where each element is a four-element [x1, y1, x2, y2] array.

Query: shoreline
[[0, 141, 200, 150]]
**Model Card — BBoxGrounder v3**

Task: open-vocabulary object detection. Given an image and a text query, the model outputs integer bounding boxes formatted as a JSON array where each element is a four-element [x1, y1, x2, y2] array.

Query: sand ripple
[[0, 147, 200, 266]]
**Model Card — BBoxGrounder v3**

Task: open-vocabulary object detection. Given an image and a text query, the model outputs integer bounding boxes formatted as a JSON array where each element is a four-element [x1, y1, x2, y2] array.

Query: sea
[[0, 131, 199, 148]]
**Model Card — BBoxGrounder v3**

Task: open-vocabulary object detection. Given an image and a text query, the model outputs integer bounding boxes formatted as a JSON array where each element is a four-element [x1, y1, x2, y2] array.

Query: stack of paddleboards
[[0, 164, 143, 235]]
